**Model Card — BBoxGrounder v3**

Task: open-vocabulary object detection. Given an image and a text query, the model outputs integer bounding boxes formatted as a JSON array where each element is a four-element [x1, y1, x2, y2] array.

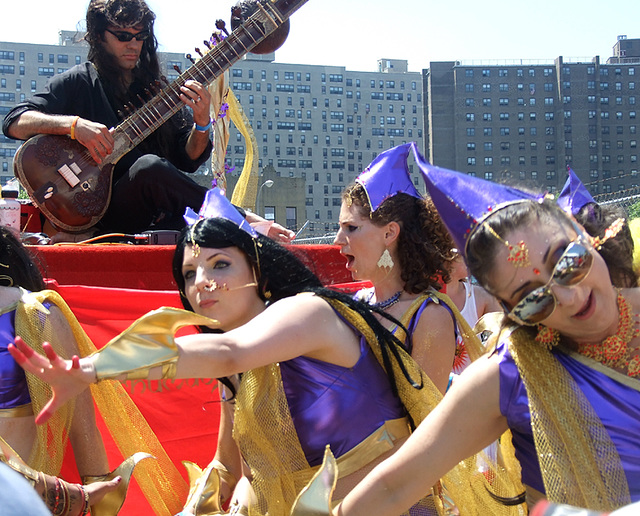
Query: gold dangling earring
[[377, 248, 394, 271], [535, 324, 560, 350]]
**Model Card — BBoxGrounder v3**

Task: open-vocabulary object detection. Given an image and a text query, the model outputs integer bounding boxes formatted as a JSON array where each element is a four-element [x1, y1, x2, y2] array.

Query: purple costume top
[[497, 340, 640, 500], [0, 305, 31, 410], [280, 314, 406, 467]]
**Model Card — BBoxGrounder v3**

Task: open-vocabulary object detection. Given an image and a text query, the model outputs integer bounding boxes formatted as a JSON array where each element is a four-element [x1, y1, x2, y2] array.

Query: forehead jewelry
[[483, 223, 531, 268], [190, 220, 202, 258], [590, 217, 625, 250]]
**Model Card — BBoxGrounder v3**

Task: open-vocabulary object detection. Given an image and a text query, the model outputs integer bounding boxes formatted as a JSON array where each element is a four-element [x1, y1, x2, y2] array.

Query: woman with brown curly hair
[[334, 143, 482, 392]]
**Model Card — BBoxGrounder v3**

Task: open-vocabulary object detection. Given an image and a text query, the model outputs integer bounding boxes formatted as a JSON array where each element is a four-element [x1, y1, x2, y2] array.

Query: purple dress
[[280, 331, 405, 466], [497, 340, 640, 500], [0, 307, 31, 411]]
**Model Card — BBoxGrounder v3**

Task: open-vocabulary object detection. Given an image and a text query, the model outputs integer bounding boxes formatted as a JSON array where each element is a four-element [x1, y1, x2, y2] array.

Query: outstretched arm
[[336, 355, 508, 516], [10, 294, 361, 424]]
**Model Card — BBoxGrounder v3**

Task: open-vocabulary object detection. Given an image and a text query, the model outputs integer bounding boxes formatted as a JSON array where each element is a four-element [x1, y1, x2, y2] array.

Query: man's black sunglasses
[[105, 28, 150, 42]]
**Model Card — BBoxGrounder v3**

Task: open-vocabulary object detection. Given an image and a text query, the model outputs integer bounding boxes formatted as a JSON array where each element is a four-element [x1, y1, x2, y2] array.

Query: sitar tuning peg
[[203, 40, 211, 50], [194, 47, 203, 58], [215, 19, 229, 37], [160, 75, 170, 86], [185, 53, 196, 64], [173, 65, 182, 74]]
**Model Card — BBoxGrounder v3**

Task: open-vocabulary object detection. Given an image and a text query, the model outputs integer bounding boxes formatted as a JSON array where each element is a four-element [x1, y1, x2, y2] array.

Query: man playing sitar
[[4, 0, 215, 237]]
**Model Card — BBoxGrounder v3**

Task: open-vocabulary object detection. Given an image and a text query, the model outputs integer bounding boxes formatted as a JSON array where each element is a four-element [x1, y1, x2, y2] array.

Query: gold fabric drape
[[15, 290, 189, 516], [506, 325, 631, 510]]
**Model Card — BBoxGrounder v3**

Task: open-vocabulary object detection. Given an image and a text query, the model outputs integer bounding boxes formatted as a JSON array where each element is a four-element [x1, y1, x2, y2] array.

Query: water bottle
[[0, 189, 21, 237]]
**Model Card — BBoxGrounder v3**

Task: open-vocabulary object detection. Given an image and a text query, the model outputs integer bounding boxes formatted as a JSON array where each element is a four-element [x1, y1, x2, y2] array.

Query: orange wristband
[[70, 116, 80, 140]]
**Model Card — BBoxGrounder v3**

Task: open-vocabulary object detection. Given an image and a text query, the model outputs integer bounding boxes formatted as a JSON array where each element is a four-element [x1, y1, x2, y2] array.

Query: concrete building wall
[[423, 40, 640, 198]]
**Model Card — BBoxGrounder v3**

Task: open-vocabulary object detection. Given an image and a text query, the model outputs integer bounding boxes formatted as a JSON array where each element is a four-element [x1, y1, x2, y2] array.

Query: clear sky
[[3, 0, 640, 72]]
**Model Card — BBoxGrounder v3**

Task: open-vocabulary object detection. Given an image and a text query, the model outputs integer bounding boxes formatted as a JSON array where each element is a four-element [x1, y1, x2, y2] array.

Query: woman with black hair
[[11, 189, 454, 515]]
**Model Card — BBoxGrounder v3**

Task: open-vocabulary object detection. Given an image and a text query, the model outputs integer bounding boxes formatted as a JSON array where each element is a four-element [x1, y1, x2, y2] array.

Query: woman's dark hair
[[574, 202, 636, 288], [466, 198, 637, 292], [86, 0, 160, 100], [173, 218, 424, 414], [0, 227, 45, 292], [342, 184, 455, 292]]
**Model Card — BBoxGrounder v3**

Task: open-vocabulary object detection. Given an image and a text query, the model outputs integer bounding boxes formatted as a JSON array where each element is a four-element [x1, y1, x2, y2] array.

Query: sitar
[[13, 0, 308, 232]]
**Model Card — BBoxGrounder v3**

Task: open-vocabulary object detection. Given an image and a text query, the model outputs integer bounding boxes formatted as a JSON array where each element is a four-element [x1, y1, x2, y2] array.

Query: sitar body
[[14, 134, 113, 231]]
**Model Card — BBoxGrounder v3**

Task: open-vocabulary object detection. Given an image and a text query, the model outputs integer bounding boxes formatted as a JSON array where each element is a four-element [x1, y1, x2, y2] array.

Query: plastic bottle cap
[[0, 190, 19, 199]]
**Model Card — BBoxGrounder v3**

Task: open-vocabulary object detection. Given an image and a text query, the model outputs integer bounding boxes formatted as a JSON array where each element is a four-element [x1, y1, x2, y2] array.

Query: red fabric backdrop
[[30, 243, 360, 514]]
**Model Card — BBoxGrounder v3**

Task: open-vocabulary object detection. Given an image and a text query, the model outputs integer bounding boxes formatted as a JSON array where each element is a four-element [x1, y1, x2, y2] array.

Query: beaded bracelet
[[53, 477, 62, 515], [194, 118, 213, 132], [80, 485, 90, 516], [70, 116, 80, 140]]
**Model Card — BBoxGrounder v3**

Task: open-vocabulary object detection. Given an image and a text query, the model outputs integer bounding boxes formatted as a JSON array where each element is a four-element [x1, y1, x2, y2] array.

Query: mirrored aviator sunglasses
[[506, 238, 594, 325], [105, 28, 150, 42]]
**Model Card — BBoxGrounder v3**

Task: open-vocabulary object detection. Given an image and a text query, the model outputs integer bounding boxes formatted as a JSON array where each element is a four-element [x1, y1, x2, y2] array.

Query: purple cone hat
[[557, 167, 596, 216], [411, 147, 544, 257], [183, 188, 258, 238], [356, 142, 422, 212]]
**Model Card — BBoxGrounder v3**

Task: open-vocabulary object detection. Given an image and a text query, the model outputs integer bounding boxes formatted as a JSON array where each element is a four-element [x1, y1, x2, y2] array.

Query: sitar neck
[[108, 0, 309, 164]]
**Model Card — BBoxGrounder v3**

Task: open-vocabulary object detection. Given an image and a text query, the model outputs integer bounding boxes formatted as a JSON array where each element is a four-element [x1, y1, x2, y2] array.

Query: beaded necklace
[[578, 292, 640, 378], [368, 289, 403, 310]]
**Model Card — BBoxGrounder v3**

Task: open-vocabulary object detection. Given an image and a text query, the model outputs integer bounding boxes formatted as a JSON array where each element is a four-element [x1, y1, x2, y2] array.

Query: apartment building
[[423, 36, 640, 197]]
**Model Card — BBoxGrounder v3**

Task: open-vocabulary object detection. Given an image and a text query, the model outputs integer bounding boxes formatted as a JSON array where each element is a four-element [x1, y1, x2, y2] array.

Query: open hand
[[9, 337, 95, 425]]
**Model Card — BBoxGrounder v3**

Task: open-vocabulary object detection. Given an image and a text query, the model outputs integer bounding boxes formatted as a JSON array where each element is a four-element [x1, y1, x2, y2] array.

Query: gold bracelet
[[70, 116, 80, 140]]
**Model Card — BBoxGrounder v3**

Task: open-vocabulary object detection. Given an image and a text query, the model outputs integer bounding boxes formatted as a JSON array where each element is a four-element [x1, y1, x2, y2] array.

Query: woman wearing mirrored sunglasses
[[298, 167, 640, 515]]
